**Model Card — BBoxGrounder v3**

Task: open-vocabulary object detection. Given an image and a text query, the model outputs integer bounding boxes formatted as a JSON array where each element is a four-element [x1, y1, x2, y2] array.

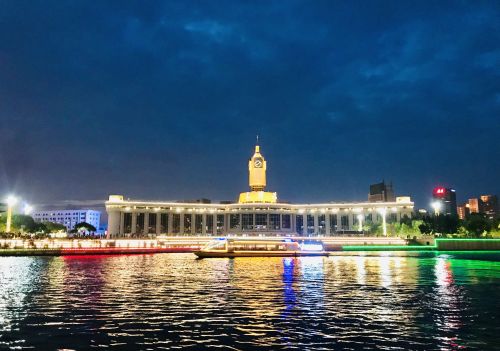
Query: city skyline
[[1, 1, 499, 209]]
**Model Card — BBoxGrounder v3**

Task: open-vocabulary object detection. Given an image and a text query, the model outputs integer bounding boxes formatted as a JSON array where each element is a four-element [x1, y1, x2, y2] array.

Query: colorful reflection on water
[[0, 253, 499, 350]]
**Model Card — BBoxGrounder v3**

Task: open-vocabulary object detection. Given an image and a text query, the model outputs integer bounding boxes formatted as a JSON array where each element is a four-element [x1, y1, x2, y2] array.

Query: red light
[[433, 187, 446, 197]]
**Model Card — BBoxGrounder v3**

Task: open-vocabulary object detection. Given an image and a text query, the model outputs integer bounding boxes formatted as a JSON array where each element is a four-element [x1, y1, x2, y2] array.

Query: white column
[[119, 212, 125, 236], [191, 213, 195, 235], [107, 210, 120, 238], [131, 212, 137, 235], [313, 215, 319, 236], [179, 213, 185, 235], [202, 214, 207, 235], [212, 214, 217, 236], [167, 213, 173, 235], [144, 212, 149, 235], [156, 213, 161, 235], [325, 214, 330, 236]]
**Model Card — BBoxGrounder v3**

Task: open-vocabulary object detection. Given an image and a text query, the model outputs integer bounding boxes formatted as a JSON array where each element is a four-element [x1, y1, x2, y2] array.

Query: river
[[0, 252, 499, 350]]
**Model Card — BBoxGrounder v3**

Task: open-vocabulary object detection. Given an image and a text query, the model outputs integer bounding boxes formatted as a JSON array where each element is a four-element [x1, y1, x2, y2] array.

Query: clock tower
[[249, 144, 266, 191], [238, 140, 277, 204]]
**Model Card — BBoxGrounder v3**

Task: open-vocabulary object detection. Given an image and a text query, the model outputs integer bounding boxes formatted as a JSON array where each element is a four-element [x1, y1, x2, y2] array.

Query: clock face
[[254, 158, 263, 168]]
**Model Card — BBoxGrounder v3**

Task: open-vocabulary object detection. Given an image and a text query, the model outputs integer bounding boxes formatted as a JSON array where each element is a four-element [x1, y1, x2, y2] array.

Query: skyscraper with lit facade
[[432, 187, 457, 216]]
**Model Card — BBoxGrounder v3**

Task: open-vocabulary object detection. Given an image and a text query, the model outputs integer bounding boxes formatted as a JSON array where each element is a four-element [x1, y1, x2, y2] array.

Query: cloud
[[0, 1, 499, 207]]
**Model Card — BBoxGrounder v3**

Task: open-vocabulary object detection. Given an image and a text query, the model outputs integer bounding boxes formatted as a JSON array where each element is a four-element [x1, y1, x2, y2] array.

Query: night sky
[[1, 1, 499, 211]]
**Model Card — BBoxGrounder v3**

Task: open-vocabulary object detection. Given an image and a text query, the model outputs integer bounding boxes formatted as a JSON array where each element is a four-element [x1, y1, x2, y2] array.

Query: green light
[[342, 245, 434, 251], [342, 238, 500, 252]]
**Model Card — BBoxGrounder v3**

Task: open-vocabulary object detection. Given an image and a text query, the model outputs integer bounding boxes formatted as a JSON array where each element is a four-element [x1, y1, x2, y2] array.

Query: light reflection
[[0, 254, 497, 350], [281, 258, 297, 318], [0, 257, 40, 338], [355, 256, 366, 285], [433, 257, 466, 349]]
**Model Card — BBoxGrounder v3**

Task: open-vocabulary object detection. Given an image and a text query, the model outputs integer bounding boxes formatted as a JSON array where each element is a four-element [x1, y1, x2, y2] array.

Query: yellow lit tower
[[238, 138, 277, 204]]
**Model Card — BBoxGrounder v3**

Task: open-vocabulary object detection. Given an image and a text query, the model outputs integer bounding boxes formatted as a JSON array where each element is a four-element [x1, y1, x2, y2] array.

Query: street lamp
[[357, 214, 364, 232], [377, 207, 387, 236], [5, 195, 18, 233], [23, 204, 33, 215], [431, 201, 442, 216]]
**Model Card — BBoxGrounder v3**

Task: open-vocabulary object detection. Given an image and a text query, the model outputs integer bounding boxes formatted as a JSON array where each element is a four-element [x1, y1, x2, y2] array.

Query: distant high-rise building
[[480, 195, 498, 219], [457, 203, 470, 220], [432, 187, 457, 216], [368, 181, 395, 202], [468, 198, 482, 214]]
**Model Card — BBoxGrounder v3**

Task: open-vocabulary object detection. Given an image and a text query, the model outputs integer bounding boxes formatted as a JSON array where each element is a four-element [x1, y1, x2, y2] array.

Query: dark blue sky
[[0, 1, 499, 209]]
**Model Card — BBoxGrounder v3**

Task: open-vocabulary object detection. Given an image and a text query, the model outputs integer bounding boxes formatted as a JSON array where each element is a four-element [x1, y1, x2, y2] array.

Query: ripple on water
[[0, 253, 499, 350]]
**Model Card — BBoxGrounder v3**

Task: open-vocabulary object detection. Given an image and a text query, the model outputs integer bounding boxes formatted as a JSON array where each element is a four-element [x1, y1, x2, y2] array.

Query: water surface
[[1, 253, 499, 350]]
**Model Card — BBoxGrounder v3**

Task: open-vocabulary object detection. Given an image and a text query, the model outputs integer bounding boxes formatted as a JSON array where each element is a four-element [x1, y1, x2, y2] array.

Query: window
[[195, 214, 203, 234], [242, 214, 253, 230], [341, 215, 349, 230], [206, 215, 213, 234], [148, 213, 157, 234], [329, 214, 337, 234], [255, 214, 267, 229], [296, 215, 304, 234], [216, 215, 224, 234], [389, 213, 398, 223], [230, 214, 240, 230], [318, 214, 325, 234], [136, 213, 145, 234], [307, 215, 315, 234], [282, 214, 291, 229], [123, 213, 132, 233], [184, 214, 192, 234], [365, 213, 372, 224], [172, 214, 180, 233], [269, 214, 280, 230]]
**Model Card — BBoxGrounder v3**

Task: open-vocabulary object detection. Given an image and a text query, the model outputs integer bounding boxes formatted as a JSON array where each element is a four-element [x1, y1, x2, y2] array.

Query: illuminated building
[[106, 143, 414, 237], [467, 195, 498, 219], [432, 187, 457, 216], [32, 210, 101, 231], [457, 203, 469, 220], [480, 195, 498, 219], [468, 198, 481, 214]]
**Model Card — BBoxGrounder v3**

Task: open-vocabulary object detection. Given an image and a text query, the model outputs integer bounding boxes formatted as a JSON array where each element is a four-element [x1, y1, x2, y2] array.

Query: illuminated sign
[[433, 187, 446, 197]]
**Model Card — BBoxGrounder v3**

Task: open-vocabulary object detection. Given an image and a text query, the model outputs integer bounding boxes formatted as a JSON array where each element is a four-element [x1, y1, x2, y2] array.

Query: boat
[[194, 238, 328, 258]]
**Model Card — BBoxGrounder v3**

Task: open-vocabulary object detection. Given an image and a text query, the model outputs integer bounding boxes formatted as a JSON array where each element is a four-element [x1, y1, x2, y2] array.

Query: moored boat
[[194, 238, 328, 258]]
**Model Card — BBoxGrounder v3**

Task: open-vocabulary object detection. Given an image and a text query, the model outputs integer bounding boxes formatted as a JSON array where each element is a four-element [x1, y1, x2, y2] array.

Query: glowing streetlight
[[23, 204, 33, 215], [431, 201, 442, 216], [5, 195, 18, 233], [357, 214, 364, 232], [377, 207, 387, 236]]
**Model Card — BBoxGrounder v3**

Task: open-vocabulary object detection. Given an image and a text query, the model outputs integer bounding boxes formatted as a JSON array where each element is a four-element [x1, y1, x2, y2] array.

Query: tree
[[419, 222, 432, 234], [465, 213, 491, 237], [12, 215, 38, 233], [74, 222, 96, 233], [43, 221, 67, 233]]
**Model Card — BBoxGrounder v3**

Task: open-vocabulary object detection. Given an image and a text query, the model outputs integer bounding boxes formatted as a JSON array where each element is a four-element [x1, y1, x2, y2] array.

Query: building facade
[[432, 187, 457, 216], [368, 181, 395, 202], [457, 203, 469, 220], [106, 144, 414, 237], [479, 195, 498, 219], [32, 210, 101, 231]]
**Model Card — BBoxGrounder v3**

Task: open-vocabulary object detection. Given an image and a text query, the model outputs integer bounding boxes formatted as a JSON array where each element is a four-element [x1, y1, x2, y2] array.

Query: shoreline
[[0, 238, 498, 256]]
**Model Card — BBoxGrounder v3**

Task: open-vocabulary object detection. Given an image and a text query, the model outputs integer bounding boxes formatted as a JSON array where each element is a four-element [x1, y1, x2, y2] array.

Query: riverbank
[[0, 237, 499, 256]]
